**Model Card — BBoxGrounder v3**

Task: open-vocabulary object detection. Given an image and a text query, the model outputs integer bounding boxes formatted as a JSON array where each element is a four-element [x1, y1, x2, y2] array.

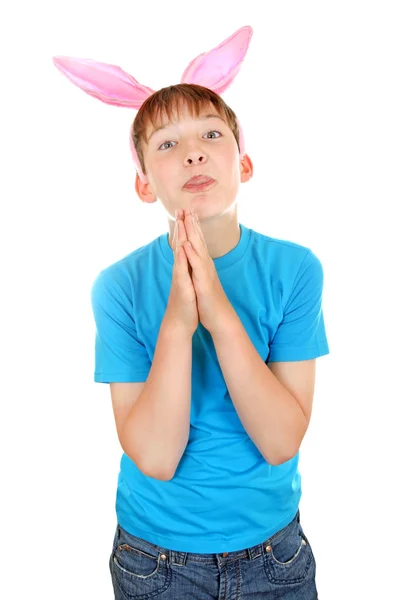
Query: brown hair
[[131, 83, 240, 175]]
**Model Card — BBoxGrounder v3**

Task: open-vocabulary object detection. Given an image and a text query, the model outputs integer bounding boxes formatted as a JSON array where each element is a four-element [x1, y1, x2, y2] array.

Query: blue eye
[[158, 140, 177, 151], [204, 130, 222, 139]]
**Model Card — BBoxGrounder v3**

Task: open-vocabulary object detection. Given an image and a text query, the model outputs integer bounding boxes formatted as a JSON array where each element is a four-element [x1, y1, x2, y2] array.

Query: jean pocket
[[263, 519, 315, 585], [111, 527, 171, 598]]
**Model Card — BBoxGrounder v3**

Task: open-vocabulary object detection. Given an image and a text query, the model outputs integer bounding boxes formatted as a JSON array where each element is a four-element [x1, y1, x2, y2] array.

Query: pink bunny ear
[[180, 26, 253, 95], [53, 56, 152, 181], [52, 56, 155, 108]]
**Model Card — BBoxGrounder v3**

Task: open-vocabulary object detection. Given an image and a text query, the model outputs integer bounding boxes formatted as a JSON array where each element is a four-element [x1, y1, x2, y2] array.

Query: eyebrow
[[148, 114, 226, 142]]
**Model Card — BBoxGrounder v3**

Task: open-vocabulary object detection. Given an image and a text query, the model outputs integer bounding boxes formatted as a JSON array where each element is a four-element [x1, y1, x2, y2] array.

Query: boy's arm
[[120, 316, 192, 481], [210, 314, 310, 466]]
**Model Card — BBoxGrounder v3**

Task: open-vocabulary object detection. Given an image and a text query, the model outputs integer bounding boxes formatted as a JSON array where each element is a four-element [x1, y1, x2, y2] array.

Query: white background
[[1, 0, 399, 598]]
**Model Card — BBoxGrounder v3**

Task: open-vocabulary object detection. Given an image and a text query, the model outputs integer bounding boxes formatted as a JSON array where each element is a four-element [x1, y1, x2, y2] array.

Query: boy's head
[[132, 83, 240, 176], [133, 83, 253, 217]]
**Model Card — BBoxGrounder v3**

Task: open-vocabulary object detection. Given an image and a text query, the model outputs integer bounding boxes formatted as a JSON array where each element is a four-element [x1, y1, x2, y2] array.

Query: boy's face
[[136, 102, 252, 218]]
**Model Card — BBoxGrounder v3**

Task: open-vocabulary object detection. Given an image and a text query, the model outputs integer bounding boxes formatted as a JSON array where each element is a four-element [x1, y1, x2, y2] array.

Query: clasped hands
[[176, 208, 234, 335]]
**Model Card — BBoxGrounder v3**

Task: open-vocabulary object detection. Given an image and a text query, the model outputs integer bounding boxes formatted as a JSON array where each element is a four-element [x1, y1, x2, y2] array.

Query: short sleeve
[[90, 271, 151, 383], [267, 250, 330, 362]]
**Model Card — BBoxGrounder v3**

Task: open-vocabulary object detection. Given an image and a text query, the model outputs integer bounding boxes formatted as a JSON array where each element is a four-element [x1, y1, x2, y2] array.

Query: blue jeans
[[109, 509, 318, 599]]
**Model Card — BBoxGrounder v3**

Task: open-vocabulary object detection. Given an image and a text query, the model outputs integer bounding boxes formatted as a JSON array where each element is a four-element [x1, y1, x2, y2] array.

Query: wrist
[[161, 316, 194, 341]]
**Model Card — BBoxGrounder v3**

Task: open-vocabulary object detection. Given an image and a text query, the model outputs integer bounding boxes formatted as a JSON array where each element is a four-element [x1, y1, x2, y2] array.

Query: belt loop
[[170, 550, 188, 566]]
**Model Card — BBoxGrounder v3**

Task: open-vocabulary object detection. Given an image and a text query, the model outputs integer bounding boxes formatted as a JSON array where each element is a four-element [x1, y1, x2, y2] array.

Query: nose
[[184, 150, 207, 166]]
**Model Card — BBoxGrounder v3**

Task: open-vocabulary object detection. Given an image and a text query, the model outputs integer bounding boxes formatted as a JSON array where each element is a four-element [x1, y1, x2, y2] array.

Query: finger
[[174, 210, 192, 274], [173, 213, 182, 259], [183, 211, 200, 250], [175, 235, 185, 266], [190, 212, 203, 239], [175, 211, 191, 269], [190, 212, 207, 252], [178, 212, 188, 248], [177, 236, 192, 276], [173, 216, 178, 252], [174, 209, 183, 240]]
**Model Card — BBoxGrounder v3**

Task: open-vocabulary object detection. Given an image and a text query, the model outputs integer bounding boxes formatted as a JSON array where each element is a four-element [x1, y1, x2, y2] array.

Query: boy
[[91, 84, 329, 598], [54, 25, 328, 598]]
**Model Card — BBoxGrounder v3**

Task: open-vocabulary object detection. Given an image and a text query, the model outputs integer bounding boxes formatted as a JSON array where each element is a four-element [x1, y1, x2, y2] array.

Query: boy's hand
[[164, 208, 199, 338], [180, 209, 235, 336]]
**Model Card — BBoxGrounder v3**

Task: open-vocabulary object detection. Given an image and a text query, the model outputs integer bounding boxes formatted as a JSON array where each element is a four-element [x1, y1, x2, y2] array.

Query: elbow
[[142, 466, 175, 481], [138, 457, 176, 481], [267, 455, 286, 467], [121, 441, 175, 481], [270, 455, 292, 467], [268, 447, 300, 467]]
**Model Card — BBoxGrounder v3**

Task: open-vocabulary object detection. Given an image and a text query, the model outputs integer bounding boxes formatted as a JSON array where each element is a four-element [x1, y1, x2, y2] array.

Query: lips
[[184, 175, 215, 189]]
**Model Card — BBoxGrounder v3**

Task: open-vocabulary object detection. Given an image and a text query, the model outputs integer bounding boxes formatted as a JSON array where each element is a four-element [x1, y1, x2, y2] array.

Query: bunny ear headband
[[53, 25, 253, 183]]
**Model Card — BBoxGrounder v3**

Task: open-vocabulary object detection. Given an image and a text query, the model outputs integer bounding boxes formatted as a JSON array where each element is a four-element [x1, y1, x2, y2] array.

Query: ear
[[240, 154, 253, 183], [135, 172, 157, 204]]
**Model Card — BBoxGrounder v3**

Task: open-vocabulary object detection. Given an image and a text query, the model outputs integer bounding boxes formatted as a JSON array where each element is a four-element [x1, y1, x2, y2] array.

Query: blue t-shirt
[[91, 223, 329, 553]]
